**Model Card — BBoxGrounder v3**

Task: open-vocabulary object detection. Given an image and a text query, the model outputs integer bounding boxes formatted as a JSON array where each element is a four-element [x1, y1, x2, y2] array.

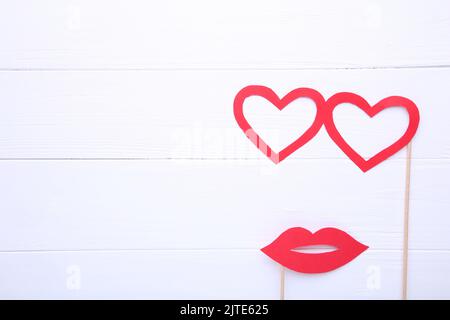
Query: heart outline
[[233, 85, 326, 164], [324, 92, 420, 172]]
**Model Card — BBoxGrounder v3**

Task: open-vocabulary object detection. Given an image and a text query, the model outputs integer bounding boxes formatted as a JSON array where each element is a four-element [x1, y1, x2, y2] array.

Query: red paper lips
[[234, 85, 420, 171], [261, 227, 368, 273]]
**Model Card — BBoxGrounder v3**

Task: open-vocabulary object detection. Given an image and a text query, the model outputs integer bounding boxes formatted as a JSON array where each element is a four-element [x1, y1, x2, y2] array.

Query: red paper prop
[[324, 92, 420, 172], [233, 86, 420, 171], [261, 227, 368, 274], [233, 85, 326, 164]]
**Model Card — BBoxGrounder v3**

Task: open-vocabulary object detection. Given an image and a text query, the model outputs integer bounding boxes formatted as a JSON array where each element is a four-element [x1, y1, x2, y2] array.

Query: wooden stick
[[280, 266, 285, 300], [402, 142, 412, 300]]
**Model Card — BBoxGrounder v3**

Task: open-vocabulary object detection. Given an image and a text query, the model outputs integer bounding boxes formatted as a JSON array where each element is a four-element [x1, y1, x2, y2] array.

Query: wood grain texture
[[0, 249, 447, 299], [0, 250, 280, 299], [0, 159, 446, 251], [1, 0, 449, 299], [408, 251, 450, 300], [0, 68, 448, 159], [0, 159, 405, 251], [1, 0, 449, 69], [409, 160, 450, 250], [285, 249, 402, 299]]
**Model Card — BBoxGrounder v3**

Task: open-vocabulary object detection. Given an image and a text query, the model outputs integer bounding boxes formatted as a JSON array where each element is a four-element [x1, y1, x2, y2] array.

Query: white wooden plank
[[0, 250, 450, 299], [1, 249, 447, 299], [0, 159, 405, 251], [285, 249, 402, 299], [409, 250, 450, 299], [0, 250, 279, 299], [287, 250, 450, 300], [0, 68, 447, 159], [1, 0, 449, 68], [0, 0, 447, 301], [409, 160, 450, 250]]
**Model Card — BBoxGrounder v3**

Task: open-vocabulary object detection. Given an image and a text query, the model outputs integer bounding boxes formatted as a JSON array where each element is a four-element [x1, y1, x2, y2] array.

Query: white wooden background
[[1, 0, 450, 299]]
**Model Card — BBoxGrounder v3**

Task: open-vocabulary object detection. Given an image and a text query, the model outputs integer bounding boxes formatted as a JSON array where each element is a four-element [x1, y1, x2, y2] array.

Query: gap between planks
[[0, 248, 445, 254], [1, 65, 450, 72]]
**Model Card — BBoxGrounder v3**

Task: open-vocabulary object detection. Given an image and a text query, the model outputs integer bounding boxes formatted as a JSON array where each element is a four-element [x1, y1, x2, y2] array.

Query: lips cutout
[[234, 86, 420, 171], [234, 85, 326, 164], [262, 227, 368, 273]]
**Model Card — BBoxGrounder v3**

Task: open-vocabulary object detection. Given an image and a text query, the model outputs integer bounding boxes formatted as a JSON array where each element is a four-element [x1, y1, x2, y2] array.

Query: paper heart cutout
[[324, 92, 420, 172], [234, 85, 326, 164]]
